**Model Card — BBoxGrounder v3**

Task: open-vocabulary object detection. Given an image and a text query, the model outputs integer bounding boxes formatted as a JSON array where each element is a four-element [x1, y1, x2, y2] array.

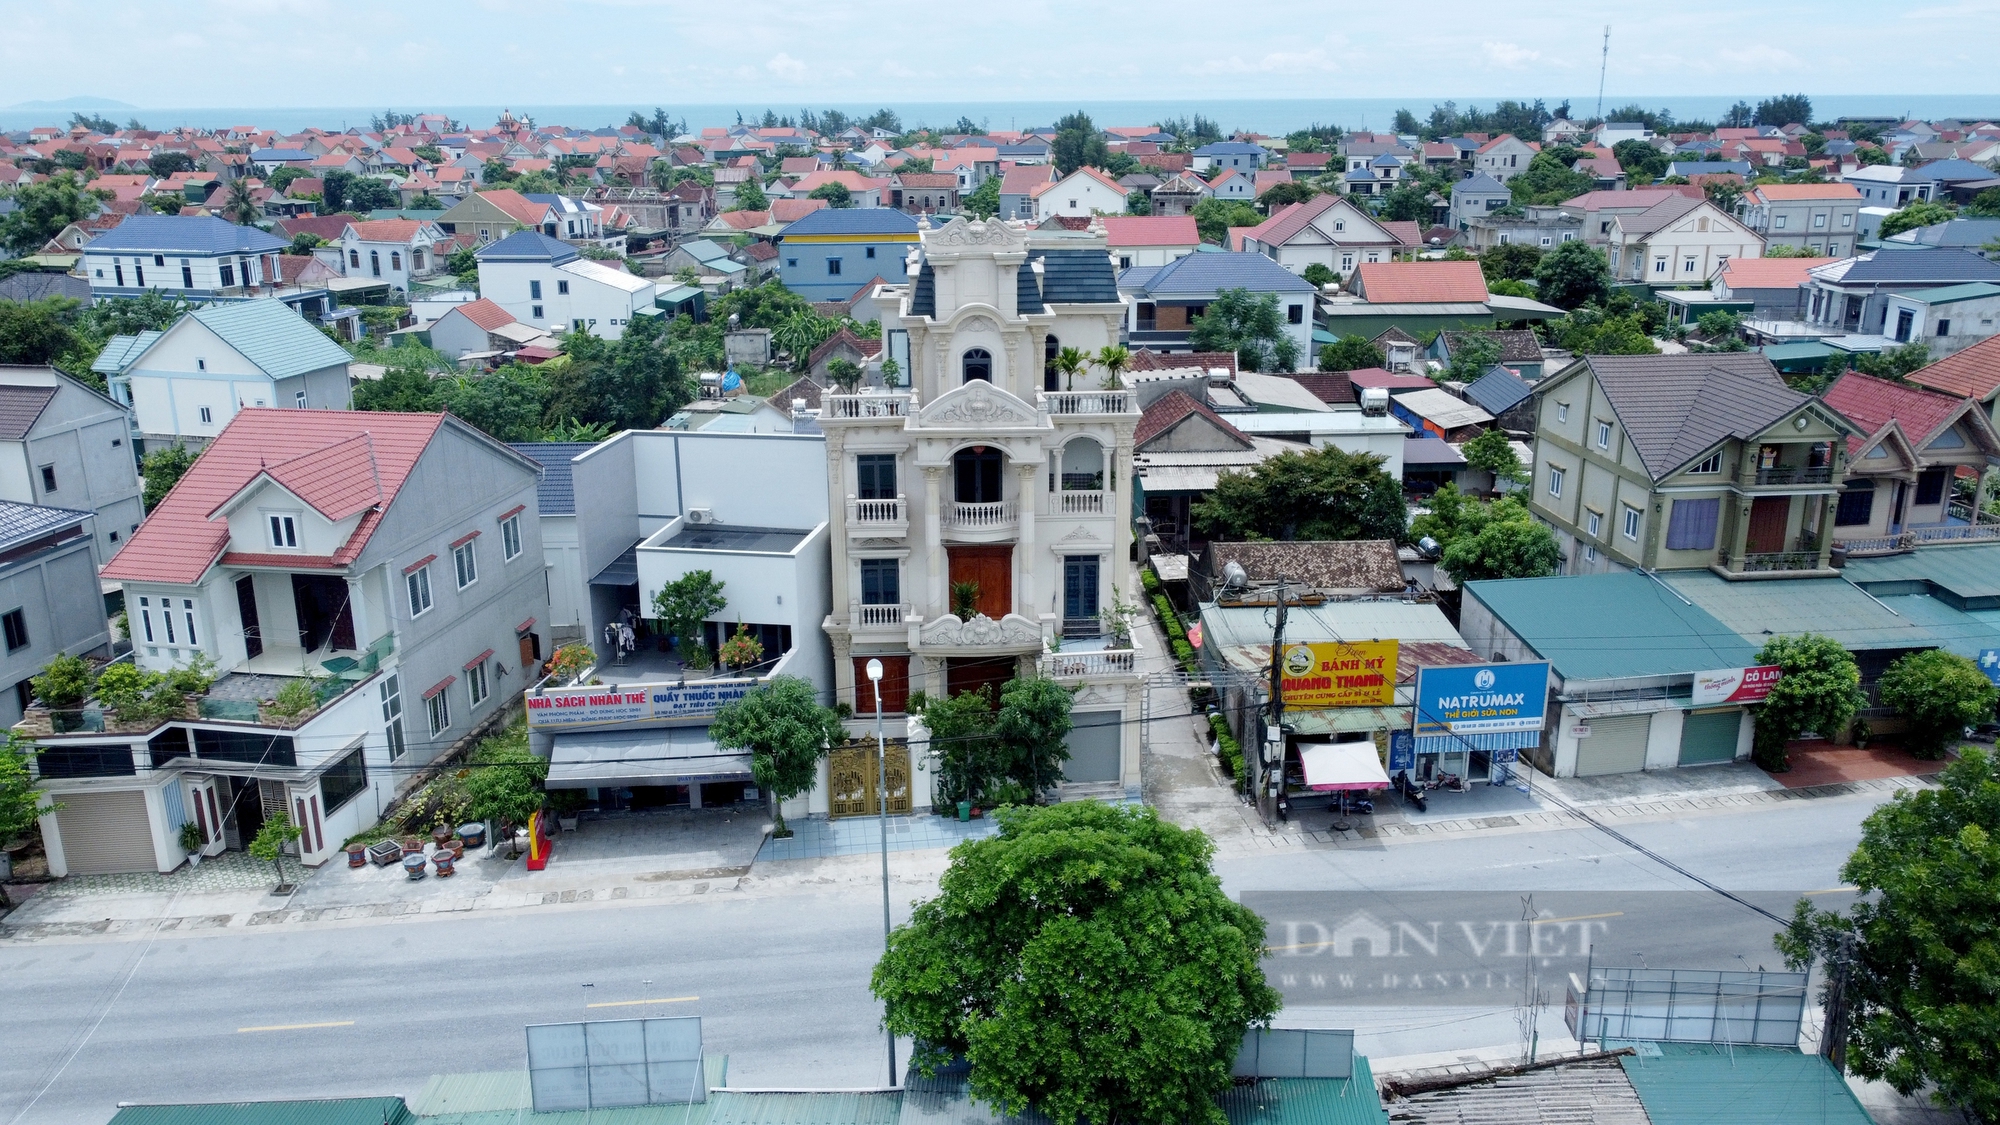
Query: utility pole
[[1821, 933, 1854, 1073], [1264, 578, 1289, 823], [1595, 26, 1612, 123]]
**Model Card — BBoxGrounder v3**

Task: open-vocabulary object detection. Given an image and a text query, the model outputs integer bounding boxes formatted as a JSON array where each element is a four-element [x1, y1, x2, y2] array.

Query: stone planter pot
[[346, 844, 368, 868], [401, 853, 428, 880], [445, 839, 464, 859], [432, 851, 456, 877], [457, 823, 486, 850]]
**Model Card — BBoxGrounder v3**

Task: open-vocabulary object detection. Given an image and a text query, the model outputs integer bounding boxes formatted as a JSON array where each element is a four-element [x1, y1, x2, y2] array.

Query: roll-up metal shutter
[[1575, 714, 1650, 777], [1678, 709, 1742, 766], [1064, 710, 1123, 783], [53, 790, 155, 875]]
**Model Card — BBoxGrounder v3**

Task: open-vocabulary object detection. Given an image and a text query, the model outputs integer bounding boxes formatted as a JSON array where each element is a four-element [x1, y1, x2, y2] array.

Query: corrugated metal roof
[[1134, 252, 1317, 299], [0, 500, 94, 551], [1620, 1044, 1871, 1125], [708, 1091, 902, 1125], [1844, 542, 2000, 603], [1463, 573, 1757, 682], [107, 1096, 410, 1125], [781, 208, 922, 238], [1213, 1065, 1388, 1125], [186, 299, 354, 381], [1865, 593, 2000, 658], [1385, 1055, 1645, 1125], [1659, 570, 1944, 652]]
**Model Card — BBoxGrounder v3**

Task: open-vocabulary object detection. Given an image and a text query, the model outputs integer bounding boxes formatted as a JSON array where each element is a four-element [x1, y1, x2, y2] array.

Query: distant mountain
[[4, 96, 141, 111]]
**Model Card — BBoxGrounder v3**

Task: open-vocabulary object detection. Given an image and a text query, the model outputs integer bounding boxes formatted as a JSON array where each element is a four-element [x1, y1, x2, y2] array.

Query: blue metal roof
[[92, 331, 162, 375], [1909, 157, 1997, 183], [1666, 160, 1754, 176], [84, 215, 287, 256], [0, 501, 92, 554], [1451, 173, 1509, 196], [1463, 366, 1533, 415], [779, 208, 921, 239], [474, 230, 578, 263], [1841, 247, 2000, 284], [1129, 250, 1317, 299], [249, 149, 313, 162], [184, 299, 354, 380], [1621, 1045, 1872, 1125], [506, 442, 595, 515]]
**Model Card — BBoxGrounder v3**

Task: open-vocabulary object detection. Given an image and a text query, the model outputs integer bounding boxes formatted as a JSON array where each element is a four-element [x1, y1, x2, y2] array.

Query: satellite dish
[[1222, 560, 1248, 590]]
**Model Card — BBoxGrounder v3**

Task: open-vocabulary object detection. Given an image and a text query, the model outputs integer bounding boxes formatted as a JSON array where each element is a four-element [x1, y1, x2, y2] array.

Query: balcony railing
[[1057, 490, 1108, 516], [1836, 522, 2000, 555], [1733, 550, 1823, 573], [823, 391, 915, 419], [855, 602, 909, 628], [1040, 390, 1135, 416], [1039, 649, 1138, 677], [847, 496, 907, 535], [1753, 466, 1833, 486], [946, 500, 1015, 530]]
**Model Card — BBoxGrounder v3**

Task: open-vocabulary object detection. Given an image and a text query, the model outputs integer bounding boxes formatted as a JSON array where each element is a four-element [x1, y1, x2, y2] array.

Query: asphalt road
[[0, 796, 1875, 1124]]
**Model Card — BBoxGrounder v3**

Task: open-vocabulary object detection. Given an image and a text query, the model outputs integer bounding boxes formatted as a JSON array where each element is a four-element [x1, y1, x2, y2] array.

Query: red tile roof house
[[1820, 370, 2000, 547], [30, 409, 548, 877]]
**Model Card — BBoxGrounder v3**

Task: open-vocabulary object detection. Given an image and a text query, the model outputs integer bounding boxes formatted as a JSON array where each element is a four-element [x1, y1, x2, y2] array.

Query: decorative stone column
[[923, 465, 946, 615], [825, 430, 849, 625], [830, 631, 853, 709], [1016, 461, 1039, 622]]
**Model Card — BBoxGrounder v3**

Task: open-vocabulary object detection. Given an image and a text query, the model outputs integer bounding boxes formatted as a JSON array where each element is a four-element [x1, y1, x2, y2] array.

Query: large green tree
[[991, 677, 1074, 797], [1878, 201, 1957, 239], [1478, 242, 1543, 283], [1193, 445, 1405, 543], [872, 802, 1280, 1125], [1377, 183, 1432, 223], [1878, 649, 1997, 759], [1776, 749, 2000, 1122], [1751, 633, 1864, 771], [1508, 149, 1596, 206], [1439, 502, 1561, 582], [462, 728, 550, 837], [0, 732, 50, 845], [709, 676, 845, 837], [730, 179, 769, 212], [1188, 287, 1300, 373], [1753, 94, 1814, 127], [139, 445, 197, 511], [0, 298, 82, 366], [1190, 198, 1262, 245], [963, 177, 1001, 219], [1318, 336, 1384, 372], [1533, 240, 1612, 309], [1051, 111, 1109, 176], [0, 172, 106, 255], [439, 365, 546, 442]]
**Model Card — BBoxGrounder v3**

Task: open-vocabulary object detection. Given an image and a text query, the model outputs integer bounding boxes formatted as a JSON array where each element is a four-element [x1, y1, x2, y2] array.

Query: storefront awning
[[1300, 743, 1392, 792], [547, 728, 752, 790], [1287, 707, 1411, 736], [1414, 730, 1542, 754]]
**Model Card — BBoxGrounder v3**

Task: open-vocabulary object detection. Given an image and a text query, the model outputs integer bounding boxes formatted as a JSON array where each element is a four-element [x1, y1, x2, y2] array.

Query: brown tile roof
[[772, 198, 829, 222], [476, 188, 549, 227], [894, 173, 959, 189], [1288, 374, 1358, 405], [1101, 215, 1199, 247], [452, 298, 517, 332], [767, 376, 824, 413], [344, 219, 426, 241], [1910, 334, 2000, 401], [0, 383, 58, 440], [1715, 256, 1839, 290], [744, 241, 779, 261], [1208, 539, 1405, 593], [806, 327, 883, 368], [1581, 353, 1816, 479], [1135, 389, 1252, 448], [1000, 164, 1057, 194], [1823, 371, 1978, 455], [1130, 349, 1238, 376]]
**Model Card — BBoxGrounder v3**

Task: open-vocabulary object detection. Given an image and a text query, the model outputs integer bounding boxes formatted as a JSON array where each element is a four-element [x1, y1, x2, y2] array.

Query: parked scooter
[[1393, 771, 1428, 812]]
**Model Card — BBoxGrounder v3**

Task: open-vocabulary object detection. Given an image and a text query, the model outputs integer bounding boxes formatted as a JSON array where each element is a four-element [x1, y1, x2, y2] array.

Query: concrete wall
[[0, 531, 111, 727], [0, 368, 145, 565]]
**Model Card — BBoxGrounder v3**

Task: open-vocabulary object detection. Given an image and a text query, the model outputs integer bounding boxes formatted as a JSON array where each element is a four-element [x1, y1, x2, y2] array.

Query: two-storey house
[[1738, 184, 1862, 257], [338, 219, 450, 296], [26, 409, 546, 877], [1237, 195, 1407, 279], [1530, 353, 1860, 578], [818, 216, 1144, 796], [1473, 135, 1538, 183], [1802, 249, 2000, 337], [0, 365, 145, 565], [81, 215, 293, 305], [1449, 173, 1513, 230], [1606, 196, 1763, 288], [1119, 252, 1317, 366], [0, 502, 112, 728], [775, 208, 922, 301], [473, 231, 656, 341], [1820, 371, 2000, 552]]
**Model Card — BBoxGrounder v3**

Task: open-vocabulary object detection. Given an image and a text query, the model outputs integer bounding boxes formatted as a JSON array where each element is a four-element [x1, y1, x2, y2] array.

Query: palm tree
[[1054, 346, 1091, 391], [1094, 344, 1132, 390], [225, 177, 259, 226]]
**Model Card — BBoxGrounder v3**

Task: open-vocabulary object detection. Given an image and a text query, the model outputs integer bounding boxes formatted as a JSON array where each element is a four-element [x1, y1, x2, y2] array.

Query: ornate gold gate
[[827, 743, 912, 818]]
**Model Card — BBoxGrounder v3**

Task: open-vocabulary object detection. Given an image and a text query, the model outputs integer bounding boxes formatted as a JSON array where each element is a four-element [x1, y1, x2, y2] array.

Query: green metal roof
[[1866, 593, 2000, 659], [187, 299, 354, 380], [1758, 341, 1839, 361], [1214, 1063, 1389, 1125], [1899, 281, 2000, 305], [708, 1092, 903, 1125], [1463, 573, 1757, 682], [1844, 542, 2000, 608], [1620, 1044, 1872, 1125], [108, 1097, 410, 1125], [1660, 570, 1948, 652]]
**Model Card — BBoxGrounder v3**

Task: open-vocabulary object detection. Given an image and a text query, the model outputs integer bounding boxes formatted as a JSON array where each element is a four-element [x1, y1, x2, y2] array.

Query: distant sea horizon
[[6, 95, 1999, 135]]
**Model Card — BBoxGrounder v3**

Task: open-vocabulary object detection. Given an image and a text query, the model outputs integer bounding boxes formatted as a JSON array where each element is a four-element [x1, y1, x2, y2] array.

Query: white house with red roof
[[1032, 166, 1129, 220], [1100, 215, 1199, 269], [338, 219, 449, 295], [26, 409, 547, 877], [1239, 195, 1406, 278], [1474, 135, 1539, 182]]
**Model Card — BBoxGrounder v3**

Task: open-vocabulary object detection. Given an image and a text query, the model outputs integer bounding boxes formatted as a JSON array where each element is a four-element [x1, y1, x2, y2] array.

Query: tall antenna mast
[[1594, 25, 1611, 122]]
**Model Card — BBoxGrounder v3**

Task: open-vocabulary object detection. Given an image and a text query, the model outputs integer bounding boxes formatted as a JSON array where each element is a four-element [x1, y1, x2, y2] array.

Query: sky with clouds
[[2, 0, 1995, 108]]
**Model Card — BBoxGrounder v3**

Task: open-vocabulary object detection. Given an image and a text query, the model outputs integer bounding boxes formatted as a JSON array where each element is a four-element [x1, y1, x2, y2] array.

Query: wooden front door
[[1746, 497, 1790, 554], [947, 545, 1012, 619], [853, 655, 910, 714]]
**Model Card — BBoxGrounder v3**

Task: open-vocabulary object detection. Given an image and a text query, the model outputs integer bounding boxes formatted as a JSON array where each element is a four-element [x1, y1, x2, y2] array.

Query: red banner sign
[[1692, 665, 1782, 706]]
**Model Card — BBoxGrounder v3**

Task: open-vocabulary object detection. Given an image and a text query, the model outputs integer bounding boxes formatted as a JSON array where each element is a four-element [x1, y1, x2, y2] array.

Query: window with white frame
[[1690, 450, 1723, 474], [453, 541, 478, 588], [1623, 504, 1641, 540], [467, 661, 488, 707], [182, 599, 198, 646], [1548, 466, 1565, 497], [1586, 509, 1603, 537], [267, 514, 298, 549], [426, 689, 450, 736], [501, 514, 522, 561], [1595, 420, 1611, 449], [407, 564, 433, 617], [381, 674, 405, 760], [1556, 402, 1569, 423]]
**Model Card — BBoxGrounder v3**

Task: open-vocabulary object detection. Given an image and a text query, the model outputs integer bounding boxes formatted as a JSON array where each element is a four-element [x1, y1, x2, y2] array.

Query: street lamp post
[[866, 658, 897, 1087]]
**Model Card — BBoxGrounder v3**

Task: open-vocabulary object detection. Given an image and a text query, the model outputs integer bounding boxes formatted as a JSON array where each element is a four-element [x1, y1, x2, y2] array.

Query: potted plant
[[550, 789, 587, 832], [179, 820, 204, 867], [719, 624, 765, 671], [31, 653, 93, 733], [879, 358, 901, 389], [951, 580, 980, 621]]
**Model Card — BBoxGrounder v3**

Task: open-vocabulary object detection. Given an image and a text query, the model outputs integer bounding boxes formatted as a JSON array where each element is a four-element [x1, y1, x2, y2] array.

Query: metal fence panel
[[527, 1016, 705, 1112], [1567, 968, 1806, 1048]]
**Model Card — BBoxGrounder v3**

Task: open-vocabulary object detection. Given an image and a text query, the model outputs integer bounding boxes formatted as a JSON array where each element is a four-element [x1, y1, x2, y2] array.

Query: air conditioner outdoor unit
[[685, 508, 715, 525]]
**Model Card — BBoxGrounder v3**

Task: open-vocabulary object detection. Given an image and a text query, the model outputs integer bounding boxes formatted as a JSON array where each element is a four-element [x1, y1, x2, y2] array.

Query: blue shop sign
[[1414, 662, 1552, 737]]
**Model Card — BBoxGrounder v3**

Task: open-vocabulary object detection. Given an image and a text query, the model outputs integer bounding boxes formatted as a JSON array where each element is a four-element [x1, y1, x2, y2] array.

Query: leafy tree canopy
[[1193, 445, 1405, 543], [1878, 201, 1956, 239], [963, 176, 1001, 219], [1776, 749, 2000, 1123], [1257, 180, 1317, 210], [1878, 649, 1996, 759], [710, 676, 844, 835], [1509, 148, 1596, 206], [730, 179, 769, 212], [1300, 262, 1337, 289], [1855, 341, 1933, 382], [808, 181, 853, 208], [872, 802, 1280, 1125], [0, 172, 108, 255], [140, 445, 197, 511], [1753, 94, 1814, 127], [1318, 336, 1383, 372], [1752, 633, 1863, 770], [1187, 287, 1300, 373], [1190, 197, 1261, 245], [1479, 242, 1543, 283], [1377, 183, 1432, 223], [1533, 240, 1612, 309]]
